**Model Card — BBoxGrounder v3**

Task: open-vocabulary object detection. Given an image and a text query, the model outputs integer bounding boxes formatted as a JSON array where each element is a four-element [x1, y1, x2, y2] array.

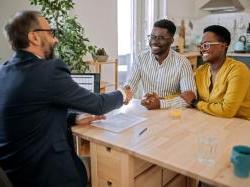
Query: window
[[118, 0, 167, 85]]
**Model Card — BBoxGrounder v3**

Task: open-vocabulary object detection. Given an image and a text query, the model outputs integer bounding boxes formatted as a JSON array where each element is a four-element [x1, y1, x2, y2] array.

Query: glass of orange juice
[[169, 104, 183, 120]]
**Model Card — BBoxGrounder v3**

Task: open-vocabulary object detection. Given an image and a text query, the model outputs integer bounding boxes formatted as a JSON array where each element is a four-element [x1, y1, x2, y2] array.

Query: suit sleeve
[[47, 59, 123, 115], [67, 113, 77, 126]]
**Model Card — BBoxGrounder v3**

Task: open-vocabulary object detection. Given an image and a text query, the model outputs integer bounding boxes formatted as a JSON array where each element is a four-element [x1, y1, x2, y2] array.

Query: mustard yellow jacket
[[195, 58, 250, 120]]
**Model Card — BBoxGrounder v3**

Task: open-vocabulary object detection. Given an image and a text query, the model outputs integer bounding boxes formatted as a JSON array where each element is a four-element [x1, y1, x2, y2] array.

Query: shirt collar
[[150, 48, 173, 66]]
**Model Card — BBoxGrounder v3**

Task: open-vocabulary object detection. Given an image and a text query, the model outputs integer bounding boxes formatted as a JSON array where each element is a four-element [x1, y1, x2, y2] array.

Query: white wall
[[0, 0, 118, 62], [0, 0, 117, 89], [0, 0, 37, 62], [73, 0, 117, 59], [166, 0, 196, 21], [72, 0, 117, 88]]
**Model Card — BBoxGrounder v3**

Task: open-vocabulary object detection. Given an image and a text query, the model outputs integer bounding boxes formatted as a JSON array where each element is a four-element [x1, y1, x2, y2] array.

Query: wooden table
[[72, 100, 250, 187]]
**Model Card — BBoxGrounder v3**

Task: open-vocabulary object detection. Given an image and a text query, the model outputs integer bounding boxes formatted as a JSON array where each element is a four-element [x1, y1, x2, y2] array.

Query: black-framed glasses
[[33, 29, 57, 38], [199, 42, 223, 50], [147, 34, 172, 41]]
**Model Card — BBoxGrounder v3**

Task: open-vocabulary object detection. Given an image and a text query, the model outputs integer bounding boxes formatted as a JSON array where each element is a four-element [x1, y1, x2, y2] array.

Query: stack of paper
[[91, 113, 146, 133]]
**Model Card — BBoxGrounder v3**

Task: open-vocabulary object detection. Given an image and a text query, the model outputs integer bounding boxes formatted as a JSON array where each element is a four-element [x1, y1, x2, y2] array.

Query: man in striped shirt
[[124, 19, 196, 110]]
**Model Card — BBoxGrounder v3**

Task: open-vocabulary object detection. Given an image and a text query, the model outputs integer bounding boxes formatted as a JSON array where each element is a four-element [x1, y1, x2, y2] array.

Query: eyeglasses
[[33, 29, 57, 38], [199, 42, 223, 50], [147, 34, 172, 41]]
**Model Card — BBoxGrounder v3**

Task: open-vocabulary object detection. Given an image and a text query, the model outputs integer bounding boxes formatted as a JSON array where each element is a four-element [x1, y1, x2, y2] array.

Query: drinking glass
[[169, 105, 183, 120], [197, 134, 217, 166]]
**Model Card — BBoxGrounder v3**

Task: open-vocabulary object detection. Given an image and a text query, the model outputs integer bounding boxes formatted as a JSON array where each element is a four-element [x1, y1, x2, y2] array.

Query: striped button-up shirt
[[126, 49, 196, 109]]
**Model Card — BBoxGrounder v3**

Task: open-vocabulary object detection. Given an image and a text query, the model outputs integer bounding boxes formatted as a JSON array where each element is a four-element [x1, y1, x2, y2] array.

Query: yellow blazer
[[195, 58, 250, 120]]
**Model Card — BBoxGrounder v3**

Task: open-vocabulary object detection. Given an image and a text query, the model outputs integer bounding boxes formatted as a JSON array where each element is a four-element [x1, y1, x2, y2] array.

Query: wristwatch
[[191, 98, 199, 108]]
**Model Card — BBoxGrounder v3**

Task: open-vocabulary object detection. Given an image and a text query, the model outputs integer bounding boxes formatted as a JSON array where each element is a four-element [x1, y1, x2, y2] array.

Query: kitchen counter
[[227, 52, 250, 57], [181, 50, 250, 57], [180, 51, 250, 69]]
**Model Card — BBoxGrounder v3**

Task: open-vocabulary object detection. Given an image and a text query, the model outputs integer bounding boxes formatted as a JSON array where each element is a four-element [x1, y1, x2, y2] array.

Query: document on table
[[91, 113, 146, 133]]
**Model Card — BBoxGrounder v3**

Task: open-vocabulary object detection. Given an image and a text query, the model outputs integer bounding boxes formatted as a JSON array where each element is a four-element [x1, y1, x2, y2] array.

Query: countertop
[[227, 52, 250, 57], [181, 51, 250, 57]]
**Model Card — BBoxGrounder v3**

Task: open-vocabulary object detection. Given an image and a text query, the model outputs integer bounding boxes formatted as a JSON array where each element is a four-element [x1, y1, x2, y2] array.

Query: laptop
[[71, 73, 100, 93]]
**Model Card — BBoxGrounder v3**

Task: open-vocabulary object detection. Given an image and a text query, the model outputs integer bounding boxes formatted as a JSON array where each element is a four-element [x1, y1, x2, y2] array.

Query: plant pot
[[94, 55, 109, 62]]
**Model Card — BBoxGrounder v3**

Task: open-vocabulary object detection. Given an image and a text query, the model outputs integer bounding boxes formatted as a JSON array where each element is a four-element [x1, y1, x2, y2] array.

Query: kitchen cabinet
[[227, 53, 250, 68]]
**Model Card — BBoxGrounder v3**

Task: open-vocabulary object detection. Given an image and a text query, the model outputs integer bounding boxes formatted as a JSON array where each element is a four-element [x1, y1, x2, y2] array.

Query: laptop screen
[[71, 73, 100, 93]]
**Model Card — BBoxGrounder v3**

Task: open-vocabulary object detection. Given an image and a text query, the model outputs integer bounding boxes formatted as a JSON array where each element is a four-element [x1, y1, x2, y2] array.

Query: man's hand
[[141, 92, 160, 110], [75, 115, 106, 126], [122, 85, 133, 104], [180, 91, 196, 104]]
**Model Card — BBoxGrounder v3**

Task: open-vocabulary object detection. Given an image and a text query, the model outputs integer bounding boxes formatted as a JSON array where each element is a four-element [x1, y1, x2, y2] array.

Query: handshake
[[120, 85, 133, 105], [120, 85, 160, 110]]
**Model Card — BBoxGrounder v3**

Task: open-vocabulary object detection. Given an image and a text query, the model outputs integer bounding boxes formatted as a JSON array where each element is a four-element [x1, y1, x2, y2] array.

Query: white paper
[[91, 113, 146, 133]]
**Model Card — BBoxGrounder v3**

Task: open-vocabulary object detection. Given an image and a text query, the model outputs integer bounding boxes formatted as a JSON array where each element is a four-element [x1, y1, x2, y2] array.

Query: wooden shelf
[[86, 59, 118, 91]]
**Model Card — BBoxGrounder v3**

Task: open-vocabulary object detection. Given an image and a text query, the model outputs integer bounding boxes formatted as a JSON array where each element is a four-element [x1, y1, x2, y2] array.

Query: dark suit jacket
[[0, 50, 123, 187]]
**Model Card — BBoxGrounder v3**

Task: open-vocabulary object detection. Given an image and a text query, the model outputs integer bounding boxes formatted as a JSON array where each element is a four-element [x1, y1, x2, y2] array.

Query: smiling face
[[149, 27, 173, 56], [200, 32, 227, 63]]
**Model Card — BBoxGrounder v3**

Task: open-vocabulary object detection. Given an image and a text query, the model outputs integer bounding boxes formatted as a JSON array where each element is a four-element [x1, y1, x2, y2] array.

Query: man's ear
[[27, 32, 41, 46]]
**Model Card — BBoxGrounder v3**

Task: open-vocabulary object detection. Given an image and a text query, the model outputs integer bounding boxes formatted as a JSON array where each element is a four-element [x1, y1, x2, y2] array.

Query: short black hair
[[4, 10, 41, 50], [153, 19, 176, 37], [203, 25, 231, 46]]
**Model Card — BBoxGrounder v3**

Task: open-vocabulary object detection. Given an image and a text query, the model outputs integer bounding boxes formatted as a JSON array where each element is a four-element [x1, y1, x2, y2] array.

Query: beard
[[41, 39, 56, 60], [45, 45, 55, 60]]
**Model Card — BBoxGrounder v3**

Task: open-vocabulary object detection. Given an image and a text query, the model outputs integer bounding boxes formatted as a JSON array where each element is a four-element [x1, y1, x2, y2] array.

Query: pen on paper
[[138, 128, 148, 136]]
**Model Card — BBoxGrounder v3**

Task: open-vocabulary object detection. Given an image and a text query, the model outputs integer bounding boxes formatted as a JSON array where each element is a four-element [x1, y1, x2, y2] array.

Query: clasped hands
[[140, 90, 196, 110], [179, 91, 196, 104], [141, 92, 160, 110], [121, 86, 160, 109]]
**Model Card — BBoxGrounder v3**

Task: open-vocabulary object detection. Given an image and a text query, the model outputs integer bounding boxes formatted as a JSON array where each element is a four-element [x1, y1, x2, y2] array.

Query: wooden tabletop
[[72, 100, 250, 187]]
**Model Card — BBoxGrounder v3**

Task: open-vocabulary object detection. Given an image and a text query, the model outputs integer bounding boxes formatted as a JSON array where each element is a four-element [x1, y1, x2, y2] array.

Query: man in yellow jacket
[[181, 25, 250, 120]]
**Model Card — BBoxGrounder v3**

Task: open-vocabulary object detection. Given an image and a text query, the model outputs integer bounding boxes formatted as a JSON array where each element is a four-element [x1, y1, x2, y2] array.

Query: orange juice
[[169, 109, 182, 119]]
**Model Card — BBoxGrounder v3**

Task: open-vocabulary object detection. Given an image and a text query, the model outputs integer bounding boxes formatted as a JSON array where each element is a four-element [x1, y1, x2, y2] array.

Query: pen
[[138, 128, 148, 136]]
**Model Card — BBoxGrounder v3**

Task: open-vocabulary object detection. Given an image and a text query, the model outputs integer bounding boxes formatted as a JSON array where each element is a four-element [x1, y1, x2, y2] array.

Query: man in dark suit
[[0, 10, 129, 187]]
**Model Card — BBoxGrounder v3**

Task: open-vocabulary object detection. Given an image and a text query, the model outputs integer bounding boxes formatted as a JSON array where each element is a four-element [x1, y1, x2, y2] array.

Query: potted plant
[[29, 0, 96, 73], [92, 48, 109, 62]]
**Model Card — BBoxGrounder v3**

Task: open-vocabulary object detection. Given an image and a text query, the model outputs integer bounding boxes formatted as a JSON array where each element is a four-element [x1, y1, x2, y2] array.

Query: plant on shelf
[[29, 0, 96, 73], [92, 48, 109, 62]]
